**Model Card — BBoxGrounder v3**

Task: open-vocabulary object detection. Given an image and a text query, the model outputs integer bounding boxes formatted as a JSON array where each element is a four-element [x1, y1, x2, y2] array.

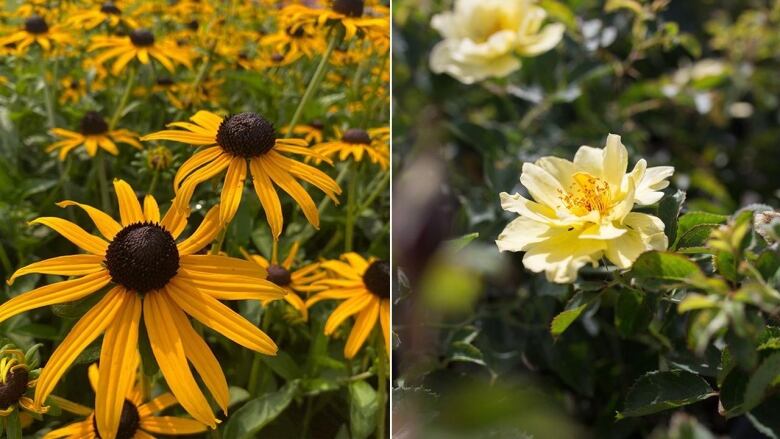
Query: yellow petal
[[173, 147, 223, 191], [324, 293, 373, 335], [165, 282, 278, 354], [219, 158, 247, 224], [249, 158, 283, 240], [144, 291, 217, 427], [137, 393, 177, 417], [140, 416, 208, 435], [7, 254, 104, 285], [143, 195, 160, 223], [190, 111, 223, 132], [0, 271, 110, 325], [165, 298, 229, 413], [344, 296, 380, 359], [140, 130, 216, 145], [176, 205, 221, 256], [257, 156, 319, 228], [56, 200, 122, 240], [379, 299, 390, 355], [171, 272, 284, 302], [41, 419, 93, 439], [34, 287, 126, 408], [113, 179, 144, 226], [95, 295, 141, 439], [179, 254, 266, 278], [30, 217, 109, 255]]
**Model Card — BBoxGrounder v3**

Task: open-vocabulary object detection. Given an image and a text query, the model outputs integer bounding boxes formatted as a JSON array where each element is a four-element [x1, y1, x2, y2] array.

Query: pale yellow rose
[[429, 0, 565, 84], [496, 134, 674, 283]]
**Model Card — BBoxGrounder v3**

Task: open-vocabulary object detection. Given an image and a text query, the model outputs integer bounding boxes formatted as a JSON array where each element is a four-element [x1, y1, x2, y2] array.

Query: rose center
[[80, 111, 109, 136], [104, 223, 179, 293], [0, 368, 28, 409], [129, 28, 155, 47], [93, 400, 139, 439], [558, 172, 612, 216], [363, 261, 389, 299], [266, 264, 292, 287], [215, 112, 277, 158]]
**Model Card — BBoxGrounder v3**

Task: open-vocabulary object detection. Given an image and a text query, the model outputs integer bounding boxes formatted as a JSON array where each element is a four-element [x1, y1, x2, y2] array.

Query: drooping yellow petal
[[113, 179, 144, 226], [96, 295, 141, 439], [176, 205, 221, 256], [47, 395, 93, 416], [56, 200, 122, 240], [144, 291, 217, 427], [379, 299, 390, 355], [283, 291, 308, 321], [140, 416, 208, 435], [7, 255, 104, 285], [257, 156, 319, 228], [219, 158, 247, 224], [249, 158, 283, 239], [305, 288, 364, 308], [344, 295, 380, 359], [165, 296, 229, 413], [34, 287, 126, 409], [324, 292, 373, 335], [30, 217, 109, 255], [172, 147, 223, 191], [165, 282, 278, 355], [0, 271, 111, 325]]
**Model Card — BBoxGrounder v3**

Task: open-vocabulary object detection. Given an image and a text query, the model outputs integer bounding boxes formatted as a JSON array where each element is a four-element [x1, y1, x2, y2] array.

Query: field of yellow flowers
[[0, 1, 389, 438], [393, 0, 780, 438]]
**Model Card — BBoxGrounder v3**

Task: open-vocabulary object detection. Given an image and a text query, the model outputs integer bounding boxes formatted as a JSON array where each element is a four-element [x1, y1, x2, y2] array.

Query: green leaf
[[539, 0, 576, 29], [678, 212, 728, 237], [748, 395, 780, 439], [350, 380, 378, 439], [550, 291, 600, 337], [714, 251, 738, 282], [744, 352, 780, 412], [443, 232, 479, 253], [4, 409, 20, 439], [261, 351, 303, 381], [756, 251, 780, 281], [658, 190, 686, 244], [222, 381, 298, 439], [630, 251, 702, 281], [720, 368, 750, 417], [614, 288, 654, 337], [676, 224, 719, 249], [619, 370, 716, 418]]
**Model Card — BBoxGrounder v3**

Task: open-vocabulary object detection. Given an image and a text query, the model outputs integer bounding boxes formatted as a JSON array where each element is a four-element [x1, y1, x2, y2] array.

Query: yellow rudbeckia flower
[[496, 134, 674, 283], [2, 179, 286, 434], [44, 360, 207, 439], [140, 111, 342, 237]]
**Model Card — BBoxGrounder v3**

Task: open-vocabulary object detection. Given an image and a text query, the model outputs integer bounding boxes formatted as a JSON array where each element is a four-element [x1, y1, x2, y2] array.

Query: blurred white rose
[[429, 0, 565, 84]]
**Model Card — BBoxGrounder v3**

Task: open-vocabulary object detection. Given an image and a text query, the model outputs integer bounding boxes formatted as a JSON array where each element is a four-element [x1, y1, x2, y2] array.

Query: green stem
[[375, 332, 388, 439], [286, 32, 339, 135], [95, 152, 111, 214], [299, 396, 314, 439], [147, 169, 160, 196], [209, 227, 228, 255], [109, 66, 137, 130], [0, 242, 11, 275], [356, 170, 389, 214], [344, 162, 360, 252], [247, 353, 262, 396]]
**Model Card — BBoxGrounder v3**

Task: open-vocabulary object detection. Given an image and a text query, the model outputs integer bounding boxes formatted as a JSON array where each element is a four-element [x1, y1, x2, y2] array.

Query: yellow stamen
[[558, 172, 612, 216]]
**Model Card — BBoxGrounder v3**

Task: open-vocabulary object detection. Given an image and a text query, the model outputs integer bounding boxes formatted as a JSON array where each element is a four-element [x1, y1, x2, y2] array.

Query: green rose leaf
[[618, 370, 716, 418]]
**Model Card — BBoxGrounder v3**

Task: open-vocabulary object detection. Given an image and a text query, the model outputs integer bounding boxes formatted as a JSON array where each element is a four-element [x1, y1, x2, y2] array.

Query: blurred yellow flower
[[496, 134, 674, 283], [429, 0, 565, 84]]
